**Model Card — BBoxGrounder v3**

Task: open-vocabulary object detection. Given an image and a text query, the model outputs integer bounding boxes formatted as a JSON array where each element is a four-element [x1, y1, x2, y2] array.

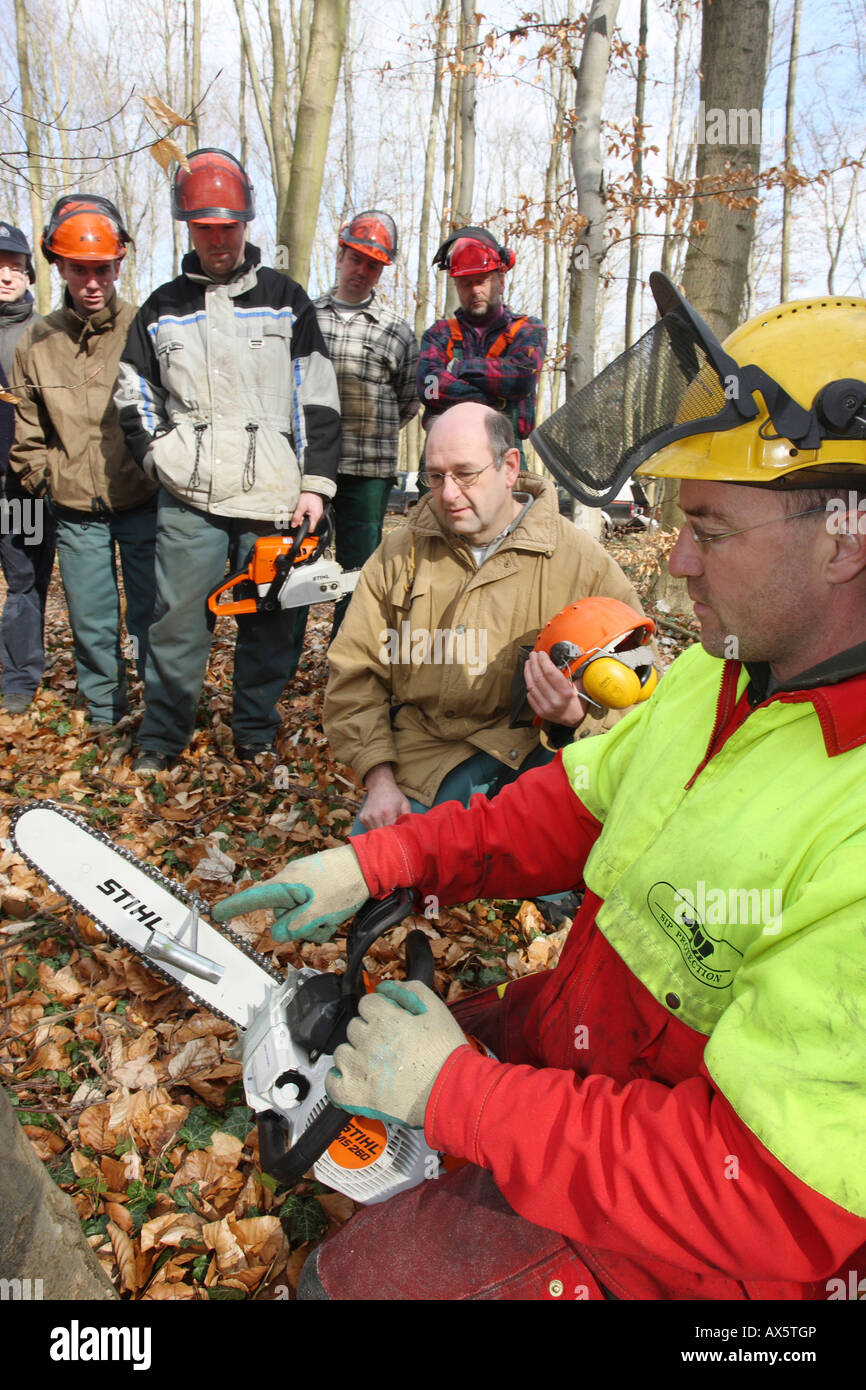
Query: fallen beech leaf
[[315, 1192, 356, 1225], [166, 1035, 221, 1080], [140, 1212, 206, 1252], [202, 1217, 246, 1274], [105, 1201, 133, 1234], [516, 899, 549, 941], [17, 1041, 68, 1076], [107, 1219, 138, 1292], [78, 1103, 120, 1153], [23, 1125, 66, 1158]]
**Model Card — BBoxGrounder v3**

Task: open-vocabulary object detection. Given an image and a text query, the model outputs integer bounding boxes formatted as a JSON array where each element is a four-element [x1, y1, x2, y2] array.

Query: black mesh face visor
[[530, 272, 823, 506]]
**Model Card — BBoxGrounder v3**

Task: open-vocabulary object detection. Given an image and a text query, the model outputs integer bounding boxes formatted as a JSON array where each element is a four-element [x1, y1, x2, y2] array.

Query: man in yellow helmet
[[214, 275, 866, 1302]]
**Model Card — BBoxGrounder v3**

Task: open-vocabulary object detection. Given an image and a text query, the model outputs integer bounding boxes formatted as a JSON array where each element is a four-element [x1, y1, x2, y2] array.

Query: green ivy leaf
[[219, 1104, 254, 1141], [176, 1105, 219, 1150], [280, 1193, 328, 1246]]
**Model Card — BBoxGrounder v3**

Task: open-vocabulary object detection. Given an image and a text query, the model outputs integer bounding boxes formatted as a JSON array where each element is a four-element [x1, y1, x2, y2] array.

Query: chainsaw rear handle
[[257, 890, 433, 1189]]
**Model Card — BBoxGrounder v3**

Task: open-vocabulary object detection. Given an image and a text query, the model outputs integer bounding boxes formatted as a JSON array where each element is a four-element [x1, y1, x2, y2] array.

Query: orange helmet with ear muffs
[[534, 597, 658, 709]]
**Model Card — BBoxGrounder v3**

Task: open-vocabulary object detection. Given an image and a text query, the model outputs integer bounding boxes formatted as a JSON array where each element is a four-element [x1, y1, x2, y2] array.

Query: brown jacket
[[324, 474, 646, 805], [9, 292, 157, 513]]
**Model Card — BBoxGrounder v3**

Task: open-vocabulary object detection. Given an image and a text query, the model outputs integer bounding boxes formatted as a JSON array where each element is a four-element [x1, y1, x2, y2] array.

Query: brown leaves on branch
[[140, 96, 195, 129], [150, 139, 190, 175], [141, 95, 195, 176]]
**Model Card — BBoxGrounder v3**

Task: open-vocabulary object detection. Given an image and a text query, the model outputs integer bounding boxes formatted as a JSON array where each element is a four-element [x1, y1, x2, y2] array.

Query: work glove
[[211, 845, 368, 944], [326, 980, 468, 1128]]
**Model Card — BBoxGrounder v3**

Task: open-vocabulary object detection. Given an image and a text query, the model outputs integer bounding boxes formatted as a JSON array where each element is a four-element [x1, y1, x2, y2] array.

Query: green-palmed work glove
[[211, 845, 368, 944], [326, 980, 468, 1128]]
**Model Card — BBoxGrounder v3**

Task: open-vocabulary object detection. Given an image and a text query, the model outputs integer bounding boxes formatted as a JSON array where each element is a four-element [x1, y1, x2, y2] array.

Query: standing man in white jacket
[[116, 149, 341, 771]]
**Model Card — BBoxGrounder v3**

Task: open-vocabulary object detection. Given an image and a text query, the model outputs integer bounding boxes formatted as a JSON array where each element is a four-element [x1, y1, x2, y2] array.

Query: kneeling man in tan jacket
[[324, 401, 645, 833]]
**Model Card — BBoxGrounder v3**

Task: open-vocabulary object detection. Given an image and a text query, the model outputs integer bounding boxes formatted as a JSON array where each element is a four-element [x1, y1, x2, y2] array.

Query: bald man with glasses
[[323, 401, 642, 832]]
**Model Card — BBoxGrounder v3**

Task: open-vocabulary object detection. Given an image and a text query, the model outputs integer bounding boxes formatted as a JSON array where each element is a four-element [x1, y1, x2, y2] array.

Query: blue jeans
[[139, 490, 306, 755], [53, 499, 156, 722], [0, 474, 56, 696], [350, 744, 554, 836]]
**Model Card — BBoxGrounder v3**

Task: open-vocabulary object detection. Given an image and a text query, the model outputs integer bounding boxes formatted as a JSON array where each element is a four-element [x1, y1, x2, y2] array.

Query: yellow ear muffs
[[582, 656, 642, 708], [634, 665, 658, 702], [581, 650, 659, 708]]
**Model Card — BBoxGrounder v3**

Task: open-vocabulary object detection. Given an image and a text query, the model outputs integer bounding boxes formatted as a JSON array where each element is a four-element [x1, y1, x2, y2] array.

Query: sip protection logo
[[646, 881, 744, 989]]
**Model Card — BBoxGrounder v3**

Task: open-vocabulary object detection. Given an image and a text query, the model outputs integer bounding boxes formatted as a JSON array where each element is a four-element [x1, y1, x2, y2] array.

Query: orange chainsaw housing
[[208, 534, 320, 616]]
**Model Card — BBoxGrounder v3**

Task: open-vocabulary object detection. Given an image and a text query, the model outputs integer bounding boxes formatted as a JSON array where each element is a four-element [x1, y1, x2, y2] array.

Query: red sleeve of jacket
[[424, 1046, 866, 1285], [350, 755, 602, 906]]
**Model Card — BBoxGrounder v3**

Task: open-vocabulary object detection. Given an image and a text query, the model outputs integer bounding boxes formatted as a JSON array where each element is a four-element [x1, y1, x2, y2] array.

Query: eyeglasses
[[685, 506, 827, 549], [419, 462, 496, 491]]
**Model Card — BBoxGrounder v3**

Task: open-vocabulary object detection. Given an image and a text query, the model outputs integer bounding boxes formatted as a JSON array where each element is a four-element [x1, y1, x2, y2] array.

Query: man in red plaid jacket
[[417, 228, 547, 461]]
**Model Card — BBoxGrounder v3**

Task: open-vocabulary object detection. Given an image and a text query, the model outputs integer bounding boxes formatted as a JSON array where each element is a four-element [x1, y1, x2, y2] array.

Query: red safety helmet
[[41, 195, 130, 265], [339, 210, 397, 265], [172, 149, 255, 224], [534, 597, 658, 709], [432, 225, 515, 277]]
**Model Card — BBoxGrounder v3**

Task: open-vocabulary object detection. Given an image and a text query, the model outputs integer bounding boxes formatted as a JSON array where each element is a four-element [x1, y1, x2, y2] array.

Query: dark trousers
[[140, 490, 306, 755]]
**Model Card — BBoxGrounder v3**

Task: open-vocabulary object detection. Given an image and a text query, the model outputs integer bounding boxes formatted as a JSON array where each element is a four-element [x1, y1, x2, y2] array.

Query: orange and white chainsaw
[[207, 510, 360, 618], [10, 801, 441, 1205]]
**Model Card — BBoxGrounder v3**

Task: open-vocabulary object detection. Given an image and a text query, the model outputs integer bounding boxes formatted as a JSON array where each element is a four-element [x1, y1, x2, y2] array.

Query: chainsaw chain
[[8, 799, 286, 1029]]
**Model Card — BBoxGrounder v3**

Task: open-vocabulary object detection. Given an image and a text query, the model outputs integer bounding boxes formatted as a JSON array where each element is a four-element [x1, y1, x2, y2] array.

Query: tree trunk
[[280, 0, 349, 287], [187, 0, 202, 149], [780, 0, 802, 301], [566, 0, 621, 397], [409, 0, 451, 467], [13, 0, 51, 314], [623, 0, 647, 350], [659, 0, 770, 543], [233, 0, 279, 200], [680, 0, 770, 340], [0, 1087, 117, 1300], [268, 0, 294, 236], [438, 54, 459, 317], [453, 0, 477, 226], [415, 0, 450, 342]]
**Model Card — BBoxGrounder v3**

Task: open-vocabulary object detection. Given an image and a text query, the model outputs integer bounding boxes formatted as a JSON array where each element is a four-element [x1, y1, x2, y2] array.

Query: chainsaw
[[207, 509, 360, 618], [9, 801, 444, 1205]]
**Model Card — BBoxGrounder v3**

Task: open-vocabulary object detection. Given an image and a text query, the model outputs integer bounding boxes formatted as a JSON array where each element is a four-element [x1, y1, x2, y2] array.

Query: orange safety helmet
[[534, 597, 658, 709], [432, 225, 516, 277], [41, 195, 131, 265], [339, 210, 397, 265], [172, 148, 255, 224]]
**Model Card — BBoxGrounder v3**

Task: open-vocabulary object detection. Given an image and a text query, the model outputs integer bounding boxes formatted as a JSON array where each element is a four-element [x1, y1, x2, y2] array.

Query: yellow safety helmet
[[638, 295, 866, 487], [531, 273, 866, 504]]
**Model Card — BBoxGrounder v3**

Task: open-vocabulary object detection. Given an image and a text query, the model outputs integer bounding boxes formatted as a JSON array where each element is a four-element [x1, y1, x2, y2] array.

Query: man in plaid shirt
[[418, 227, 547, 461], [314, 211, 419, 637]]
